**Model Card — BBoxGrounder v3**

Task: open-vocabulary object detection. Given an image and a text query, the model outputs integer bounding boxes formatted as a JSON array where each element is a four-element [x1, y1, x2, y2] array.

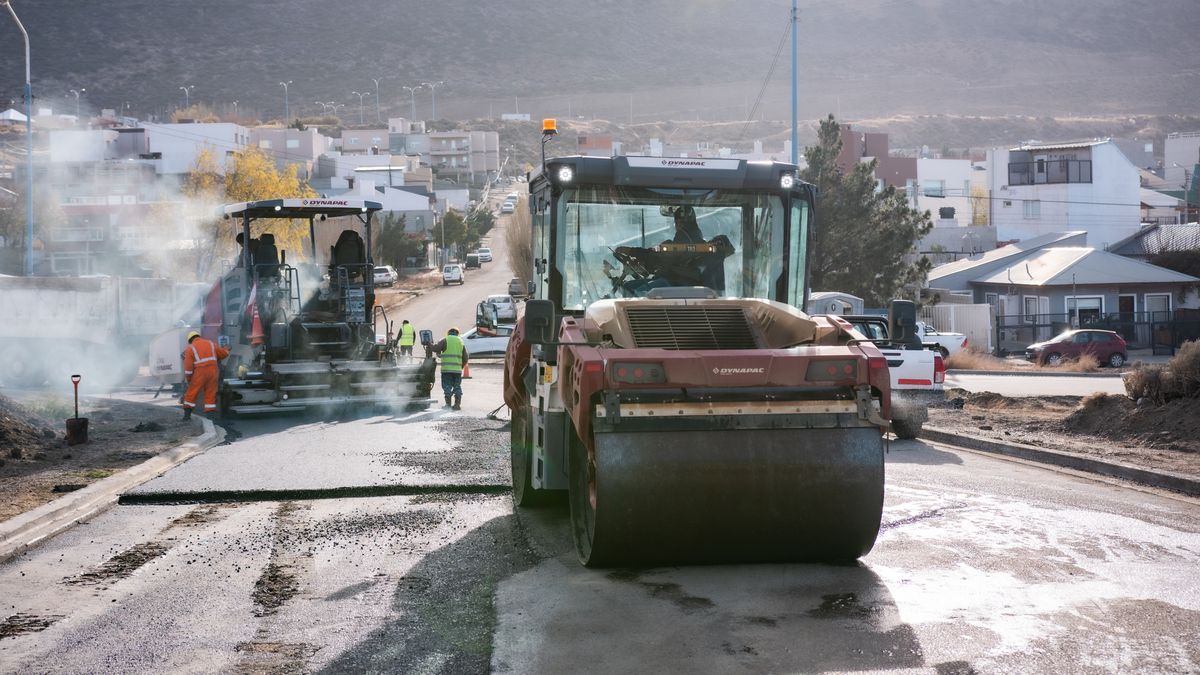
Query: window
[[1144, 293, 1171, 320], [921, 179, 945, 198], [258, 140, 272, 149], [1023, 296, 1039, 323], [1023, 199, 1041, 219], [985, 292, 999, 307], [286, 139, 300, 149]]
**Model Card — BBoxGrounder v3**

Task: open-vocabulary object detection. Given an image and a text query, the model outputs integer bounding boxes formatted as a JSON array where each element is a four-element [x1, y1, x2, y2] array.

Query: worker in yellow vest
[[430, 327, 469, 410], [397, 319, 416, 363]]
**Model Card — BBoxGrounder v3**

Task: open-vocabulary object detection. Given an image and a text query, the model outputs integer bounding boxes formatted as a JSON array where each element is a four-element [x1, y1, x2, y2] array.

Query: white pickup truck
[[916, 321, 968, 358], [842, 314, 945, 439]]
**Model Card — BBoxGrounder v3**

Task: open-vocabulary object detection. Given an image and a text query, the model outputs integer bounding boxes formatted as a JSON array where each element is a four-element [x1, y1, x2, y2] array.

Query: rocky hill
[[0, 0, 1196, 123]]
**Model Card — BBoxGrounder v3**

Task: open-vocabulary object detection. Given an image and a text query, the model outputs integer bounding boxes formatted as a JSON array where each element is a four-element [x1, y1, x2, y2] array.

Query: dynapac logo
[[712, 367, 766, 375], [662, 159, 709, 168], [302, 199, 350, 207]]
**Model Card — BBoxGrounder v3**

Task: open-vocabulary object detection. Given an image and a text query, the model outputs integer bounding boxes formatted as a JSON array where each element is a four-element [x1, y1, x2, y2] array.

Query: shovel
[[65, 374, 89, 445]]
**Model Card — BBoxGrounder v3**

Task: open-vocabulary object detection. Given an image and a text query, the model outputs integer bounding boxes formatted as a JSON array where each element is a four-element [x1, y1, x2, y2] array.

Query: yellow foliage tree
[[182, 147, 316, 280]]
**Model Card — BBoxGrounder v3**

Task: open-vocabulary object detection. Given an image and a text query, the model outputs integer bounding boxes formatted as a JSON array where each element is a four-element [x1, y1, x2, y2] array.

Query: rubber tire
[[567, 421, 608, 566], [892, 417, 923, 440], [1045, 352, 1063, 367], [1108, 353, 1126, 368], [511, 405, 554, 507]]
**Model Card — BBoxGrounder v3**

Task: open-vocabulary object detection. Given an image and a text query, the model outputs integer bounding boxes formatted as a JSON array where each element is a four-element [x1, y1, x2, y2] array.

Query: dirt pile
[[1065, 394, 1200, 452], [0, 394, 58, 460]]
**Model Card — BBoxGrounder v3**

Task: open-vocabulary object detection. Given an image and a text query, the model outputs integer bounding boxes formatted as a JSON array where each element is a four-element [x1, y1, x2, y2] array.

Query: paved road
[[946, 372, 1127, 397], [2, 220, 1198, 672]]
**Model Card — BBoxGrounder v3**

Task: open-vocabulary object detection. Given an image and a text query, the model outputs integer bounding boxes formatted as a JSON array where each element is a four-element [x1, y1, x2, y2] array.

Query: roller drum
[[569, 421, 884, 566]]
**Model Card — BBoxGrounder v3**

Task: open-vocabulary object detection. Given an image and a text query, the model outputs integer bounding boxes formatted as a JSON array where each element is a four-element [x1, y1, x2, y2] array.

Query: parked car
[[372, 265, 398, 287], [477, 247, 493, 263], [461, 325, 514, 356], [915, 321, 968, 358], [506, 192, 520, 201], [1025, 329, 1127, 367], [442, 264, 465, 285], [465, 253, 481, 269], [485, 294, 517, 321], [508, 277, 526, 297], [500, 201, 515, 214]]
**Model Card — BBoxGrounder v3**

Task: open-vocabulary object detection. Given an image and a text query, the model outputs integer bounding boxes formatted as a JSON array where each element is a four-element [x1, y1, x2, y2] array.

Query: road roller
[[503, 145, 894, 566]]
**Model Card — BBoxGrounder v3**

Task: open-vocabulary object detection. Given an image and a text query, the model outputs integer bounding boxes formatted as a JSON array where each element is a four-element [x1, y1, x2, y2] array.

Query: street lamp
[[1, 0, 34, 276], [278, 80, 292, 122], [401, 85, 422, 120], [179, 84, 194, 108], [371, 77, 381, 123], [421, 81, 445, 120], [69, 88, 85, 118], [351, 91, 368, 125]]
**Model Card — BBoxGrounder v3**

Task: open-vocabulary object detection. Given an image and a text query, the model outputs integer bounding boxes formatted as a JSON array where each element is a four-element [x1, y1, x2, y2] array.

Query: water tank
[[938, 206, 956, 220]]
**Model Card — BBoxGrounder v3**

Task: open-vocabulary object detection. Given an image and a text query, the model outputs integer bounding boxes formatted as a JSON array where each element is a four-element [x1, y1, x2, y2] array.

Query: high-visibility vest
[[184, 338, 226, 375], [399, 323, 416, 346], [440, 335, 464, 373]]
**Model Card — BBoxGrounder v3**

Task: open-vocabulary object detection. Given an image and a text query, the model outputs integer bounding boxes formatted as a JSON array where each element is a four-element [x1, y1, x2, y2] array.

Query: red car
[[1024, 329, 1127, 367]]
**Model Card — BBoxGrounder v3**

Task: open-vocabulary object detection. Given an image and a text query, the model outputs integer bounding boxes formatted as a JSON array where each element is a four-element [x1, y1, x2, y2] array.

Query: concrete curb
[[947, 369, 1123, 378], [0, 418, 226, 563], [921, 426, 1200, 497]]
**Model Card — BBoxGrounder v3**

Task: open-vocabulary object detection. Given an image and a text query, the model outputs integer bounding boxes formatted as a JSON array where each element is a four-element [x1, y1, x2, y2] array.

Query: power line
[[738, 11, 792, 141]]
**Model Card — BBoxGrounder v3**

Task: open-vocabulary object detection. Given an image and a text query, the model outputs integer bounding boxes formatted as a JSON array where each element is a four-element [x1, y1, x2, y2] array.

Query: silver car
[[485, 294, 517, 320]]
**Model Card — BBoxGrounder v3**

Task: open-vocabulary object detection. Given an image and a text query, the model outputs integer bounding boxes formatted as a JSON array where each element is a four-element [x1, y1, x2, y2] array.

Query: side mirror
[[889, 300, 921, 348], [419, 329, 433, 346], [524, 299, 557, 345]]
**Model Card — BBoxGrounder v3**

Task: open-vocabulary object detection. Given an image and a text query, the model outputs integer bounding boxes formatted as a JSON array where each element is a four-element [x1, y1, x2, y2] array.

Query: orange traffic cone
[[249, 304, 266, 346], [462, 362, 472, 379]]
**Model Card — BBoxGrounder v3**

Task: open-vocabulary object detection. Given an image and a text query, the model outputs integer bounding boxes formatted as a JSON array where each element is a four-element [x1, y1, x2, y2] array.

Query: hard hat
[[186, 331, 201, 343], [448, 327, 460, 335]]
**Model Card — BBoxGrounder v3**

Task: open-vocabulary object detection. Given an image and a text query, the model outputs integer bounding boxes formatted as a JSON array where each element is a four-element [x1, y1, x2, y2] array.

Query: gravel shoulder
[[928, 388, 1200, 479], [0, 393, 202, 523]]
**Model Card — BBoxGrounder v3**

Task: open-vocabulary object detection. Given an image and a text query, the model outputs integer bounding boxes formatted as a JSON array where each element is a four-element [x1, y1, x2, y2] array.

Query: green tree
[[800, 115, 933, 305], [432, 209, 468, 256], [464, 206, 496, 251], [375, 212, 425, 268]]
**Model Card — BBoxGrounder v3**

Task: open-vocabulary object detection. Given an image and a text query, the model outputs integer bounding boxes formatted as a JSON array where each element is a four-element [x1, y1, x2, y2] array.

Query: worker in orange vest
[[182, 331, 229, 419]]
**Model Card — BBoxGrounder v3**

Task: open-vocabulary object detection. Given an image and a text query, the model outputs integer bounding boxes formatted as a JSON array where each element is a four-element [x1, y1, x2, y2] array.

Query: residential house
[[341, 129, 389, 156], [1164, 131, 1200, 188], [914, 158, 979, 226], [926, 231, 1088, 293], [140, 122, 251, 175], [978, 139, 1141, 250], [1108, 223, 1200, 262], [836, 127, 915, 190], [576, 135, 620, 157], [250, 127, 331, 179]]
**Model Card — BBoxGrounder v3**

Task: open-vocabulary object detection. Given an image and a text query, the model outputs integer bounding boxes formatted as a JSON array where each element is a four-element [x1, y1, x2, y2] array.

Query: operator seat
[[330, 229, 366, 281]]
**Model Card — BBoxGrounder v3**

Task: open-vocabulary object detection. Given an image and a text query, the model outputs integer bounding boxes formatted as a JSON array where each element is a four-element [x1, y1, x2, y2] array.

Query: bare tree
[[505, 198, 532, 285]]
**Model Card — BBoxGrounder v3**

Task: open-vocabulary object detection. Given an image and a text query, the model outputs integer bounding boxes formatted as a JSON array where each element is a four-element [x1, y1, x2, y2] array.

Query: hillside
[[0, 0, 1197, 124]]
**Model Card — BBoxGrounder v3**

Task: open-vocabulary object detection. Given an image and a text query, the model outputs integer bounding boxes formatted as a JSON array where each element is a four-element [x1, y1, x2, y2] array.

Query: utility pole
[[371, 77, 381, 123], [69, 88, 85, 119], [422, 81, 445, 120], [279, 80, 292, 122], [790, 0, 798, 166], [2, 0, 33, 275], [402, 85, 421, 120]]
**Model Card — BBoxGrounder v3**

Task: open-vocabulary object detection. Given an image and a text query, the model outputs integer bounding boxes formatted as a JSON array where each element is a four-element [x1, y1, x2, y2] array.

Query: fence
[[919, 303, 994, 353], [994, 309, 1200, 356]]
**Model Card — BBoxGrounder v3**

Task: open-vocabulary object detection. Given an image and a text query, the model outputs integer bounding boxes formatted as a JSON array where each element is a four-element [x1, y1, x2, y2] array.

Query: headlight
[[780, 173, 796, 190], [557, 165, 574, 183]]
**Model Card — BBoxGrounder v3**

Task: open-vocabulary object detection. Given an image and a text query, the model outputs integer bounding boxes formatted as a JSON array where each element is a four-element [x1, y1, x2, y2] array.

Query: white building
[[141, 122, 251, 175], [1164, 131, 1200, 188], [914, 158, 978, 227], [979, 139, 1141, 250]]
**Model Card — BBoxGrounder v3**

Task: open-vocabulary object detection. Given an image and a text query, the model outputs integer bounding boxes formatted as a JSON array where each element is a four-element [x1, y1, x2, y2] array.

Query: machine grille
[[624, 306, 758, 350]]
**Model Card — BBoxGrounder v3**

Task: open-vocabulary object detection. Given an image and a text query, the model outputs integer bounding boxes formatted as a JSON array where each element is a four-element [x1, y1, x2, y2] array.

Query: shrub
[[1054, 353, 1100, 373], [945, 348, 1013, 371], [1123, 339, 1200, 403]]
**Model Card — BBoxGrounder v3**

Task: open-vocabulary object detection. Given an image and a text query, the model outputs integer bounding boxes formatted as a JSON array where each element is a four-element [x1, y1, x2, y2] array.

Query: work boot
[[452, 396, 461, 411], [444, 396, 452, 408], [182, 408, 192, 421]]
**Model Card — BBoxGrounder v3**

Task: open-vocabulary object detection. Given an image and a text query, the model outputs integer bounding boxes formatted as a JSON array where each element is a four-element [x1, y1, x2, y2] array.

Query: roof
[[0, 108, 28, 122], [928, 231, 1088, 283], [970, 247, 1200, 286], [221, 198, 382, 219], [1010, 139, 1108, 152], [1108, 223, 1200, 257], [1139, 188, 1180, 209]]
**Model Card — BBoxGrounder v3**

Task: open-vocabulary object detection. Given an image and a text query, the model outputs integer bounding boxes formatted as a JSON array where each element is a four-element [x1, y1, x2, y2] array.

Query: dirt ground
[[0, 392, 201, 523], [928, 389, 1200, 480]]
